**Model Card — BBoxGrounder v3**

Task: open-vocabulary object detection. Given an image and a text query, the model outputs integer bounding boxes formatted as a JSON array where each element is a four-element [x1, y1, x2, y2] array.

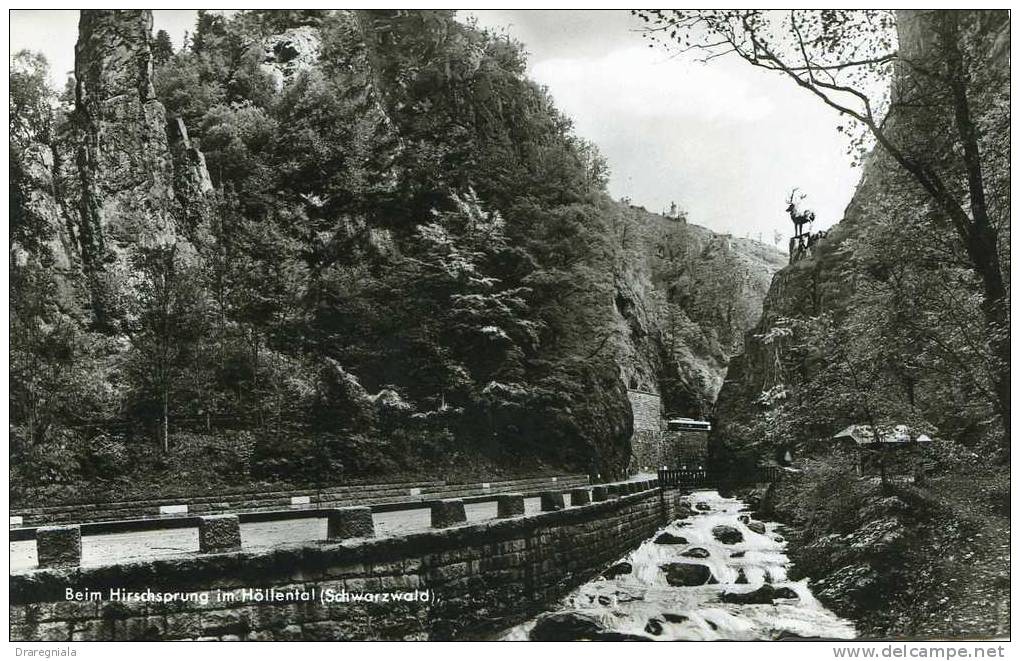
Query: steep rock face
[[609, 204, 786, 418], [712, 193, 862, 463], [54, 10, 215, 326], [13, 143, 75, 272], [70, 10, 217, 281], [74, 10, 181, 267], [259, 26, 323, 90], [166, 116, 213, 230]]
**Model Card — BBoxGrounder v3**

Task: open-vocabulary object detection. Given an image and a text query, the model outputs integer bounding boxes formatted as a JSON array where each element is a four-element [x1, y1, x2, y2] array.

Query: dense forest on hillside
[[10, 9, 782, 502]]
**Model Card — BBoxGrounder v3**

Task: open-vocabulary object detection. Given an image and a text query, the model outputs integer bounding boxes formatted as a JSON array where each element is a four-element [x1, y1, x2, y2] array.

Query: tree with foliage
[[10, 51, 58, 256], [126, 245, 209, 451], [10, 50, 53, 146], [152, 29, 175, 67]]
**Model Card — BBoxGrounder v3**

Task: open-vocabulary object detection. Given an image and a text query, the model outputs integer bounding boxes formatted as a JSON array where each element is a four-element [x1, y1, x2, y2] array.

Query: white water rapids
[[502, 489, 856, 641]]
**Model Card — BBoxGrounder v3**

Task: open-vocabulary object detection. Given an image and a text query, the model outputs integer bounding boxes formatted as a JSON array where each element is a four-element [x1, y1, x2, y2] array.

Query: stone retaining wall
[[627, 389, 662, 432], [632, 430, 710, 471], [11, 488, 688, 641]]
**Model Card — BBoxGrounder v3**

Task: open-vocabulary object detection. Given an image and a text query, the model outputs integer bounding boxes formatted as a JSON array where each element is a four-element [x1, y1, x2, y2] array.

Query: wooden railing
[[658, 465, 786, 488], [657, 468, 711, 487]]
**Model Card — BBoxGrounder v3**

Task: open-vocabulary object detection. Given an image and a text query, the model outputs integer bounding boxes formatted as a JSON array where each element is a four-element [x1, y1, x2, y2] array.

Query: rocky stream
[[503, 489, 856, 641]]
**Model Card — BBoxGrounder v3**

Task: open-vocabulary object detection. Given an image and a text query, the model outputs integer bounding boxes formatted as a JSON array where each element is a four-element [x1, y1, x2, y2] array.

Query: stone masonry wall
[[629, 389, 664, 470], [626, 391, 709, 470], [628, 389, 662, 432], [11, 489, 688, 641], [632, 431, 710, 470]]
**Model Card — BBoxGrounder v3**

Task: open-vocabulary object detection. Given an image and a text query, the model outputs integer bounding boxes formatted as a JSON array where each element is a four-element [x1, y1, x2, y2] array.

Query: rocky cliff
[[19, 11, 213, 321], [608, 205, 785, 418]]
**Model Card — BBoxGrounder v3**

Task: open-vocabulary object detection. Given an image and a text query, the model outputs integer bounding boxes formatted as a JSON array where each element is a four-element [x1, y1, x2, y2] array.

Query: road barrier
[[11, 474, 590, 528], [11, 479, 658, 568]]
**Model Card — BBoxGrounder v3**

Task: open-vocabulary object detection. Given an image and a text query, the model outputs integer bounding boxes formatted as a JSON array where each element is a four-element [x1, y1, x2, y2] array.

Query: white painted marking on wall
[[551, 477, 558, 482], [409, 488, 422, 496], [481, 482, 490, 489], [10, 516, 23, 526], [159, 504, 188, 515], [290, 495, 311, 507]]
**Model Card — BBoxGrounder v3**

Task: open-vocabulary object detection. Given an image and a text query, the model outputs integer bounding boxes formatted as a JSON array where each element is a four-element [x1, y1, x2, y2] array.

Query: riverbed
[[502, 489, 856, 641]]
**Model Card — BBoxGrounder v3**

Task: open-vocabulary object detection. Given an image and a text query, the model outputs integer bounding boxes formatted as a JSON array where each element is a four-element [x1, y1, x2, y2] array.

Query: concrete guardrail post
[[591, 485, 608, 502], [540, 491, 565, 512], [327, 506, 375, 540], [496, 493, 525, 518], [37, 525, 81, 568], [569, 487, 591, 506], [199, 514, 241, 553], [431, 499, 467, 528]]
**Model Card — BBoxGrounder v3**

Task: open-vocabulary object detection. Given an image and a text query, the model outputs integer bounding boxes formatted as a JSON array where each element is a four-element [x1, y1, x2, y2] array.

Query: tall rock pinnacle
[[74, 10, 180, 269], [71, 10, 212, 324]]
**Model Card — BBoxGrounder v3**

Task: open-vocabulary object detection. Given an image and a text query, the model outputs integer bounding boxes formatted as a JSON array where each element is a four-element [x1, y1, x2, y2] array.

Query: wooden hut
[[832, 424, 933, 477]]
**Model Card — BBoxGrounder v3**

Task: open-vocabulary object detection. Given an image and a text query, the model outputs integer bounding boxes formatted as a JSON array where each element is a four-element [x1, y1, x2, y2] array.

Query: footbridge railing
[[658, 465, 785, 488]]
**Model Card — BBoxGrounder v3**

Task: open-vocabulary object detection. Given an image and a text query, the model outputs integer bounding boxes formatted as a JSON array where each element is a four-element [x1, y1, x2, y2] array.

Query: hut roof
[[833, 424, 933, 446]]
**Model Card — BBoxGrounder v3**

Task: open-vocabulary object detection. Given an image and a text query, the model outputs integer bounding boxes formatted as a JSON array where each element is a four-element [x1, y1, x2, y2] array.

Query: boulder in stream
[[747, 521, 767, 535], [735, 568, 749, 584], [681, 547, 710, 559], [712, 525, 744, 544], [654, 532, 688, 545], [774, 630, 825, 641], [661, 562, 717, 586], [695, 502, 712, 512], [644, 618, 664, 636], [603, 562, 633, 579], [662, 613, 689, 624], [720, 584, 799, 605], [529, 611, 605, 641], [590, 631, 656, 641]]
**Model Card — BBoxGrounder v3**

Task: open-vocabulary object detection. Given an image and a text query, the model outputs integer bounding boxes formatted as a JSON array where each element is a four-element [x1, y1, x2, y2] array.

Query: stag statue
[[786, 188, 816, 237]]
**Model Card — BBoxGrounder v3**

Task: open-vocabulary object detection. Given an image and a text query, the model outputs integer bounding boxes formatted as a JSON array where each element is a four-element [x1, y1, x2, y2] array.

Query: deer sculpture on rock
[[786, 188, 816, 237]]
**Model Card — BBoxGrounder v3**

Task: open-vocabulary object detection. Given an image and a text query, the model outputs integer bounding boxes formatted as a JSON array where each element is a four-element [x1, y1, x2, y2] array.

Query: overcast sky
[[11, 9, 865, 243]]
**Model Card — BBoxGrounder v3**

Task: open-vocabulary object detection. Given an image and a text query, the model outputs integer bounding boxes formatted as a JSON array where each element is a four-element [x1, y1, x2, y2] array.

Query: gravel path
[[910, 471, 1010, 638]]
